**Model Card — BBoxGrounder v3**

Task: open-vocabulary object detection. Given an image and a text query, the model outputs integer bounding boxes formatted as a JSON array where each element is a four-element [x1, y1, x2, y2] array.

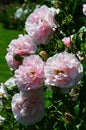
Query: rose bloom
[[7, 34, 37, 56], [5, 53, 21, 70], [15, 55, 44, 91], [82, 4, 86, 15], [25, 5, 57, 44], [44, 52, 83, 89], [62, 35, 73, 47], [11, 88, 44, 126]]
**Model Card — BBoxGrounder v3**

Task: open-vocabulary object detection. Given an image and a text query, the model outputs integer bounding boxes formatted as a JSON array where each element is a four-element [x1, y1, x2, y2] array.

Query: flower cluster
[[4, 5, 84, 126]]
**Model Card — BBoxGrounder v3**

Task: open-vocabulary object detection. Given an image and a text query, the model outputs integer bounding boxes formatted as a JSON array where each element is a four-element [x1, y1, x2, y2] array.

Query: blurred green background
[[0, 23, 21, 82]]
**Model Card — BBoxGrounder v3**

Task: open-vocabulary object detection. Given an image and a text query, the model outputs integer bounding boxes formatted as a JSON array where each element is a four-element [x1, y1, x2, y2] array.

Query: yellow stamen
[[55, 69, 64, 75]]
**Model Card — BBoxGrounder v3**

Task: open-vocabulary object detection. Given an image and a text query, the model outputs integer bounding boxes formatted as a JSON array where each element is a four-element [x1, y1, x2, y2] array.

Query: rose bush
[[0, 1, 86, 129]]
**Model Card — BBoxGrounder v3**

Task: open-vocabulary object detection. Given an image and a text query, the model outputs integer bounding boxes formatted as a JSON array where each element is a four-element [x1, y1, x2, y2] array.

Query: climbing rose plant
[[0, 2, 86, 129]]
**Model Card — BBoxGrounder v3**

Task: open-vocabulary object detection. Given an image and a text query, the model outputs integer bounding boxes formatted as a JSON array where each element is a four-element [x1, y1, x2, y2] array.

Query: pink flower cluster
[[5, 5, 83, 126], [11, 55, 45, 126], [6, 5, 57, 125], [6, 5, 57, 70], [12, 54, 45, 125]]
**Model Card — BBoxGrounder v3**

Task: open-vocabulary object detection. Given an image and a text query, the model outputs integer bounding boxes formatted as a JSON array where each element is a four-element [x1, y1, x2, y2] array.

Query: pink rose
[[44, 52, 83, 89], [11, 88, 44, 126], [7, 34, 37, 56], [62, 35, 73, 47], [82, 4, 86, 15], [15, 55, 44, 91], [25, 5, 57, 44], [5, 53, 21, 70]]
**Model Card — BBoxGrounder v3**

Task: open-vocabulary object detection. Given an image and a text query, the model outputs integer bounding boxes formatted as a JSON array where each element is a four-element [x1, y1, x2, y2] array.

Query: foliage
[[0, 0, 53, 30]]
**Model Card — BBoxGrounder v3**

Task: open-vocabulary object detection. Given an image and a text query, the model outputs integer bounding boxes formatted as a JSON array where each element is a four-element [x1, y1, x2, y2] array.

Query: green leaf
[[72, 0, 78, 15], [45, 89, 53, 99], [45, 99, 52, 108], [74, 104, 79, 118], [78, 26, 86, 33], [45, 89, 53, 108]]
